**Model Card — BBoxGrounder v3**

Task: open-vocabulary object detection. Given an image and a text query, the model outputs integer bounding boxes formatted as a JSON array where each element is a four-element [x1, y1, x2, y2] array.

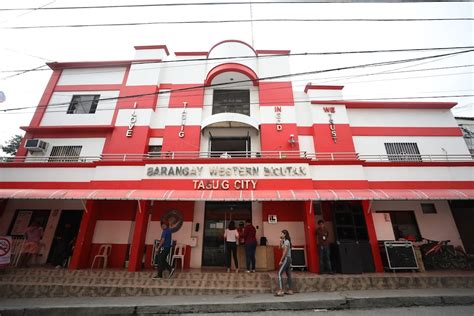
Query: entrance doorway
[[202, 202, 252, 266], [47, 210, 83, 266]]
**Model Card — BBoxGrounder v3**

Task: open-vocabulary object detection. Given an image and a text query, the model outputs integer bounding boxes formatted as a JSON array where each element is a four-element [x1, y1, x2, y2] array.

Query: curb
[[1, 292, 473, 315]]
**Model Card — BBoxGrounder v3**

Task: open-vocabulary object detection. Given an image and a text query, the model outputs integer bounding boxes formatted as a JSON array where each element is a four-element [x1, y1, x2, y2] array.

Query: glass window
[[67, 95, 100, 114], [212, 90, 250, 116], [148, 145, 162, 157], [389, 211, 421, 241]]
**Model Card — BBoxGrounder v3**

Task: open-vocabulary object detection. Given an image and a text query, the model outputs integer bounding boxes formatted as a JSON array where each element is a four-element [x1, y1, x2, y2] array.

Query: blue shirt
[[161, 228, 172, 248]]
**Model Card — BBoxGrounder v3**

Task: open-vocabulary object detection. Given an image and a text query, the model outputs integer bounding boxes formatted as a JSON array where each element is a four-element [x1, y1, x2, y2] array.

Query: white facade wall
[[305, 89, 343, 101], [41, 91, 119, 126], [57, 67, 126, 85], [159, 61, 207, 84], [298, 136, 315, 155], [294, 93, 313, 127], [364, 166, 474, 182], [260, 106, 296, 124], [310, 165, 366, 180], [115, 109, 154, 127], [347, 108, 459, 127], [258, 55, 290, 81], [370, 200, 464, 249], [190, 201, 205, 268], [311, 104, 349, 124], [92, 220, 134, 244], [354, 136, 471, 156], [207, 42, 257, 76], [126, 62, 162, 86]]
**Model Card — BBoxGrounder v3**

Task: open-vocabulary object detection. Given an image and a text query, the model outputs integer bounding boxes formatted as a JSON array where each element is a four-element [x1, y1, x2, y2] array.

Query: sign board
[[384, 241, 418, 270], [0, 236, 12, 266], [291, 247, 307, 269], [268, 215, 278, 224], [11, 211, 32, 236]]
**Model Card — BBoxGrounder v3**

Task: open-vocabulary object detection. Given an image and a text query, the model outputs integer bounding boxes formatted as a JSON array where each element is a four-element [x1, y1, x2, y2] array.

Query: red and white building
[[0, 40, 473, 272]]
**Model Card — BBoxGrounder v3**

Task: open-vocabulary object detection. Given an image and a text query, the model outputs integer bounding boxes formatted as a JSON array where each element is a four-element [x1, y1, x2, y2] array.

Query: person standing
[[276, 229, 293, 296], [153, 222, 176, 279], [243, 219, 257, 273], [19, 221, 44, 267], [316, 220, 333, 274], [224, 221, 239, 273]]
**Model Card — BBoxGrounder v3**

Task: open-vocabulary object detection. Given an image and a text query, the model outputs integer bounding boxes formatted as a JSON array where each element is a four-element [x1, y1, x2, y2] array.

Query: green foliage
[[1, 134, 23, 155]]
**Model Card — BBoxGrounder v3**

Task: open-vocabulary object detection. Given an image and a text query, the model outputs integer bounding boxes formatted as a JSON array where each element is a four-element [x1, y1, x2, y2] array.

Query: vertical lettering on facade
[[178, 101, 187, 138], [126, 102, 138, 137], [323, 107, 337, 143], [275, 106, 283, 131]]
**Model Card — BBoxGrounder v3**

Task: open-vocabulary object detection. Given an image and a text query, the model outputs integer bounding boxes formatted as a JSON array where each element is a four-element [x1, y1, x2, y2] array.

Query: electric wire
[[2, 48, 473, 112]]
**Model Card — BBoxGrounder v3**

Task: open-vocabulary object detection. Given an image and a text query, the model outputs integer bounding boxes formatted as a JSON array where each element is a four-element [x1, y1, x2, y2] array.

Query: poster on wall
[[10, 211, 32, 236], [0, 236, 12, 267]]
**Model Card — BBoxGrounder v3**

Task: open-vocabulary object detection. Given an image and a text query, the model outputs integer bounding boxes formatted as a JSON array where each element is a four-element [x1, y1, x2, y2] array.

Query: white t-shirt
[[225, 229, 239, 242]]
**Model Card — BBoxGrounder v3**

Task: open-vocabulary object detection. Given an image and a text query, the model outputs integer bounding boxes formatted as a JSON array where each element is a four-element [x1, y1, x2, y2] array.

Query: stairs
[[0, 268, 273, 298]]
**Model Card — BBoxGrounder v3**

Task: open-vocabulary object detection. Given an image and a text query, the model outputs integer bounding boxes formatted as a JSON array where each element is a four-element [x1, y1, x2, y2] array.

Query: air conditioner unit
[[24, 139, 48, 152]]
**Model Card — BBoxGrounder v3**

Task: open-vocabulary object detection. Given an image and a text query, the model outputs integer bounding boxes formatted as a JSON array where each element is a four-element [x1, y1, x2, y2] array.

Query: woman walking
[[224, 221, 239, 273], [276, 229, 293, 296]]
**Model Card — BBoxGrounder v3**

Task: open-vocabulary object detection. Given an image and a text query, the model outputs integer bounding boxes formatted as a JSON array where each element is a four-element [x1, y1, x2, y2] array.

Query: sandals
[[284, 290, 294, 295], [274, 290, 285, 296]]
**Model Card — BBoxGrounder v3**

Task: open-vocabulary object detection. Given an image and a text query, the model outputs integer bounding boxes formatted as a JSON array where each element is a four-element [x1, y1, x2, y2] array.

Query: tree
[[1, 134, 23, 156]]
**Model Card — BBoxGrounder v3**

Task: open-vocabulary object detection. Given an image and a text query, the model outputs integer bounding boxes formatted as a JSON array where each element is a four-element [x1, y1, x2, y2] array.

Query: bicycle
[[420, 238, 470, 270]]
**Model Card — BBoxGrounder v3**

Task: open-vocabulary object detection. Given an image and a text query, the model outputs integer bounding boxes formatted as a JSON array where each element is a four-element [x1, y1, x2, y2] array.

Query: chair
[[171, 244, 186, 270], [91, 244, 112, 269]]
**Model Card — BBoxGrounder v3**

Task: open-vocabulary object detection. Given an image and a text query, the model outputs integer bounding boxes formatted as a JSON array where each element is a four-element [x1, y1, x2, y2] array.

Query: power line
[[1, 1, 471, 11], [2, 49, 473, 113], [1, 46, 473, 75], [4, 17, 473, 29], [3, 94, 473, 115]]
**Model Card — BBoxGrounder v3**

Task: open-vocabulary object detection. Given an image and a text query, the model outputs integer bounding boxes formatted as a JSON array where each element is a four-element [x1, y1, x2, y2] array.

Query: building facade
[[1, 40, 473, 273]]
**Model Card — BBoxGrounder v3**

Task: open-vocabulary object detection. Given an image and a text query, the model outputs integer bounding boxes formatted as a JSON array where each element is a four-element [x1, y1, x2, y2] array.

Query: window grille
[[48, 146, 82, 162], [67, 95, 100, 114], [212, 90, 250, 116], [384, 143, 422, 161]]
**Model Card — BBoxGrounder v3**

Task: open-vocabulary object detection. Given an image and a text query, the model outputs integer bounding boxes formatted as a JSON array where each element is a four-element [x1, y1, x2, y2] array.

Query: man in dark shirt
[[153, 222, 175, 279], [316, 220, 333, 274], [243, 219, 257, 272]]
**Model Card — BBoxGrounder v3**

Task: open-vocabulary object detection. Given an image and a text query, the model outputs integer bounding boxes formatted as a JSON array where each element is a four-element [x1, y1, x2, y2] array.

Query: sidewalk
[[1, 288, 473, 316]]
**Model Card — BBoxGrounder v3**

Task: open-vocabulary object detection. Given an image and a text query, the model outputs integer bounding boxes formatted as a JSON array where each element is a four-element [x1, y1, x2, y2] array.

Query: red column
[[303, 201, 319, 273], [361, 200, 384, 272], [69, 200, 98, 269], [128, 200, 149, 272]]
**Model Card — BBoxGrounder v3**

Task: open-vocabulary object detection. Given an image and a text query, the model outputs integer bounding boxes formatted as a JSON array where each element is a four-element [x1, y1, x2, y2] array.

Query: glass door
[[202, 202, 252, 266]]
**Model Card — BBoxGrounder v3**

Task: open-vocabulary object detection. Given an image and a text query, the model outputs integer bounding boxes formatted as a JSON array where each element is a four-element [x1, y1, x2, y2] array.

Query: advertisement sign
[[0, 236, 12, 266]]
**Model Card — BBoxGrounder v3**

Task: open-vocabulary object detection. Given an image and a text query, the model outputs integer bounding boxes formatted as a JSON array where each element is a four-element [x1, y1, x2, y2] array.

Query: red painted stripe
[[168, 84, 204, 108], [148, 129, 164, 137], [297, 126, 313, 135], [262, 201, 305, 221], [351, 126, 463, 136], [1, 180, 471, 191], [311, 101, 457, 109], [256, 50, 291, 55], [95, 200, 137, 220], [29, 70, 62, 128], [304, 84, 344, 93], [259, 81, 295, 106], [89, 243, 128, 269], [47, 60, 162, 70], [134, 45, 169, 55], [205, 63, 259, 87], [21, 125, 114, 134], [368, 181, 474, 189], [312, 124, 356, 153], [55, 84, 122, 92], [175, 52, 208, 56]]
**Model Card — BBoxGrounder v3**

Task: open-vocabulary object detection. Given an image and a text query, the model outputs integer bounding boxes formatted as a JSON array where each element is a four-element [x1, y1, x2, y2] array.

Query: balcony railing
[[1, 152, 473, 163]]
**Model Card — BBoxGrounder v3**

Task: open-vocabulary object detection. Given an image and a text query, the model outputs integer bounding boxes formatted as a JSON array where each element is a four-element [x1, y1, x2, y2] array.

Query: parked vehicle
[[420, 238, 470, 270]]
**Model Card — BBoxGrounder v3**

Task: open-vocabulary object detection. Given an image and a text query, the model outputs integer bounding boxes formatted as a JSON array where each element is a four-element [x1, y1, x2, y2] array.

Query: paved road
[[180, 306, 474, 316]]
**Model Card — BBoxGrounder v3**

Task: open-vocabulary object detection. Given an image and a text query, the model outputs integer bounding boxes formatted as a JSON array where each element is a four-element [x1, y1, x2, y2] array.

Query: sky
[[0, 0, 473, 154]]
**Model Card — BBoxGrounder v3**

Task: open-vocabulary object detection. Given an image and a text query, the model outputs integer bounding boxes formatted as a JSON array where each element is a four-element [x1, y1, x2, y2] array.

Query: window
[[386, 211, 421, 241], [48, 146, 82, 162], [421, 203, 437, 214], [384, 143, 422, 161], [148, 145, 162, 157], [209, 136, 251, 157], [67, 95, 100, 114], [212, 90, 250, 116]]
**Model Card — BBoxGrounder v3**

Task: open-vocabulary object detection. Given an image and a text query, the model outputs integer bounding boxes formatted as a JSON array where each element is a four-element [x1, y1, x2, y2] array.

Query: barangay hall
[[0, 40, 473, 273]]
